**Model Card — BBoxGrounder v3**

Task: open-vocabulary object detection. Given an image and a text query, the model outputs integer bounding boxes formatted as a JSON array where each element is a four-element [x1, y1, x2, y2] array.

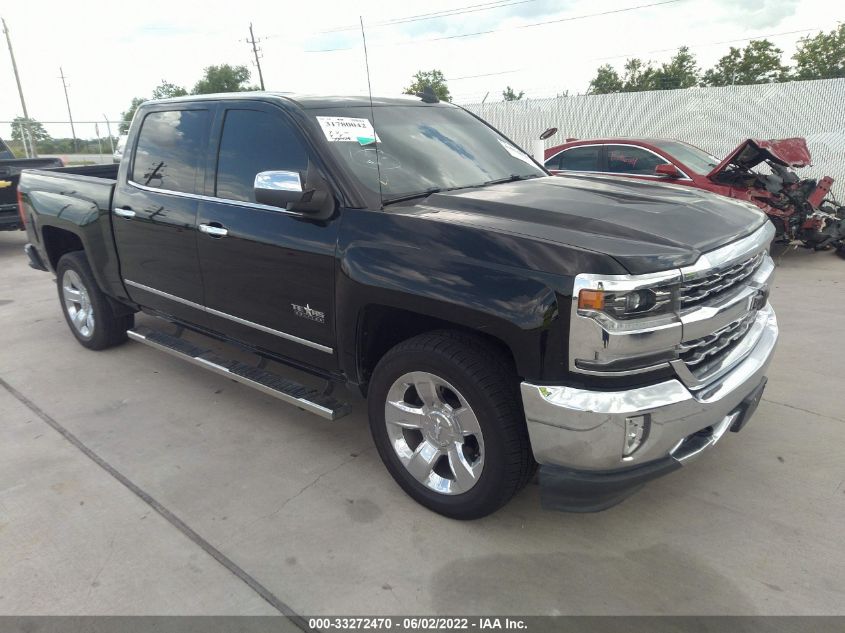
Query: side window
[[131, 110, 209, 193], [606, 145, 666, 175], [216, 109, 309, 203], [552, 146, 600, 172]]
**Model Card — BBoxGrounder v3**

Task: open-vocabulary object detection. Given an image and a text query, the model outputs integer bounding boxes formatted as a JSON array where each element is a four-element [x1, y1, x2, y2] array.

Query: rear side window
[[606, 145, 665, 175], [215, 109, 309, 203], [131, 110, 209, 194], [547, 146, 600, 171]]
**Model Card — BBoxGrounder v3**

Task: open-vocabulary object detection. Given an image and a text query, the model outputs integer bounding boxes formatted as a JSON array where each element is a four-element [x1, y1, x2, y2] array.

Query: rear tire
[[56, 251, 134, 350], [368, 331, 535, 519]]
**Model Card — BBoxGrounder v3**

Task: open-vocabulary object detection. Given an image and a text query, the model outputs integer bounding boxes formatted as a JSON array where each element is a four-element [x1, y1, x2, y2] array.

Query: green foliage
[[588, 65, 624, 94], [191, 64, 255, 95], [588, 48, 699, 94], [701, 40, 790, 86], [152, 80, 188, 99], [403, 69, 451, 102], [652, 46, 699, 90], [502, 86, 525, 101], [11, 117, 51, 144], [793, 24, 845, 80], [119, 96, 146, 134]]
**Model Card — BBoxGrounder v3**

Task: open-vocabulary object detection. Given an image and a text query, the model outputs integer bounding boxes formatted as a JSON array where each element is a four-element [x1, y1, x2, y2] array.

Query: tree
[[588, 52, 693, 94], [502, 86, 525, 101], [702, 39, 790, 86], [119, 97, 146, 134], [192, 64, 255, 94], [403, 69, 451, 102], [152, 80, 188, 99], [11, 116, 50, 144], [651, 46, 699, 90], [621, 58, 657, 92], [793, 24, 845, 80], [588, 64, 624, 94]]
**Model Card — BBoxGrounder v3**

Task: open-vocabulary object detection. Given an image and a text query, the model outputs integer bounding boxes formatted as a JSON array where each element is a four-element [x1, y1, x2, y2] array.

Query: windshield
[[309, 105, 545, 201], [649, 140, 720, 174]]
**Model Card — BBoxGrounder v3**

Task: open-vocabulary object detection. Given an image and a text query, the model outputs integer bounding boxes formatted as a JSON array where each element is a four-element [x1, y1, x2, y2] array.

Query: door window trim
[[125, 179, 303, 216]]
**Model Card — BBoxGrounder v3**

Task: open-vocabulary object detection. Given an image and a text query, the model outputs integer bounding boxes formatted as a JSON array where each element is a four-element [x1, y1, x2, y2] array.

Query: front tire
[[56, 252, 134, 350], [368, 331, 534, 519]]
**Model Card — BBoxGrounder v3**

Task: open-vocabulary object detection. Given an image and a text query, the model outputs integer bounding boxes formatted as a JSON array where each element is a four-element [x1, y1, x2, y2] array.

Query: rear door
[[194, 102, 339, 369], [112, 105, 212, 320]]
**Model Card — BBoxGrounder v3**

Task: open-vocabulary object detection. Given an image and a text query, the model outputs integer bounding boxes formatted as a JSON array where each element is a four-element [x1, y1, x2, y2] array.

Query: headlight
[[578, 287, 676, 320], [569, 271, 683, 376]]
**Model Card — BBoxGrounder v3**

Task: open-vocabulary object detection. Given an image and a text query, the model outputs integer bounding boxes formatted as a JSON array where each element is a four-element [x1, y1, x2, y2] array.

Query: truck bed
[[19, 163, 119, 216]]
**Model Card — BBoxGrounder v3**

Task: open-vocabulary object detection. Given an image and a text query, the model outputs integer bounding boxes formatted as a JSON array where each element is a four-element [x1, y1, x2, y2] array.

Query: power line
[[316, 0, 541, 34], [591, 27, 823, 61], [448, 69, 523, 81], [246, 23, 265, 90], [450, 25, 825, 101], [305, 0, 685, 52]]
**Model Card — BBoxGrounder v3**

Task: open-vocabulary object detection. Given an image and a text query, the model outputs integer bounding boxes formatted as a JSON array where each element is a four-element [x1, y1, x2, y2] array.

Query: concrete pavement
[[0, 230, 843, 615]]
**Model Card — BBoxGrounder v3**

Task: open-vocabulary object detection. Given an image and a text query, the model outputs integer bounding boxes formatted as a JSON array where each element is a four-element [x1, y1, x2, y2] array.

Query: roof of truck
[[147, 92, 453, 109]]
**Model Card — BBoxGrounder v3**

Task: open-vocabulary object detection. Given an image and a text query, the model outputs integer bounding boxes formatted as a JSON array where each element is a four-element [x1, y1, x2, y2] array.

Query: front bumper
[[521, 302, 778, 511]]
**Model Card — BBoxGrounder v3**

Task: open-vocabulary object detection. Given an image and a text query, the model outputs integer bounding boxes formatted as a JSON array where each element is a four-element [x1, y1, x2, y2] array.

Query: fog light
[[623, 414, 649, 457]]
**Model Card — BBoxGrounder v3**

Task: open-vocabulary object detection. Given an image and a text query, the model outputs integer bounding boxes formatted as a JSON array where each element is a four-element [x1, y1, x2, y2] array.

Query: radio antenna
[[359, 16, 384, 210]]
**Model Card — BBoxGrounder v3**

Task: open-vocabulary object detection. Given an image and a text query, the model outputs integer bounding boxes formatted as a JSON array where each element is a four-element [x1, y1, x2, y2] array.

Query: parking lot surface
[[1, 230, 844, 615]]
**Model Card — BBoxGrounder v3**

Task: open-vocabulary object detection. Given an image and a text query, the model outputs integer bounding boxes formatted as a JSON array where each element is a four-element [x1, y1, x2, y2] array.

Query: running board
[[127, 326, 350, 421]]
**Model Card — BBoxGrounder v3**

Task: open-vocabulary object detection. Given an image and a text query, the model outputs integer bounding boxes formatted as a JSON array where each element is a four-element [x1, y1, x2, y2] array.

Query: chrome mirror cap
[[254, 170, 303, 192], [254, 170, 304, 208]]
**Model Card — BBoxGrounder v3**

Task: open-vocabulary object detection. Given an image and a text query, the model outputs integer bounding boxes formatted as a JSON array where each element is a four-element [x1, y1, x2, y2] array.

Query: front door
[[113, 106, 212, 321], [195, 104, 339, 369]]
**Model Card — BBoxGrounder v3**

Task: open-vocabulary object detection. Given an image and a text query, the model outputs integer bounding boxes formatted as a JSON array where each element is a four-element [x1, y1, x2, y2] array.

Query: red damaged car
[[544, 137, 845, 252]]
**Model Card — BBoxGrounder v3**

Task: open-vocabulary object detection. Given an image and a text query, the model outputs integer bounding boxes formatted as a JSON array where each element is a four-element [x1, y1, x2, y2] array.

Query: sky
[[1, 0, 842, 140]]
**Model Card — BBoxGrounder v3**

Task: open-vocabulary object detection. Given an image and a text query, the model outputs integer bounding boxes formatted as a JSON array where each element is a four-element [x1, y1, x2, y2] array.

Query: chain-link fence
[[463, 78, 845, 195], [1, 120, 122, 164]]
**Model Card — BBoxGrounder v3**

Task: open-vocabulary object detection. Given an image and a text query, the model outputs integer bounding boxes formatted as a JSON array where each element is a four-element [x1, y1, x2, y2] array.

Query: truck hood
[[706, 137, 811, 179], [413, 175, 768, 274]]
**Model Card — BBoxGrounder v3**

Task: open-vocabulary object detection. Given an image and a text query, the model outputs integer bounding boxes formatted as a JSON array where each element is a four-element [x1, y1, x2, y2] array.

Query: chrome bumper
[[521, 303, 778, 472]]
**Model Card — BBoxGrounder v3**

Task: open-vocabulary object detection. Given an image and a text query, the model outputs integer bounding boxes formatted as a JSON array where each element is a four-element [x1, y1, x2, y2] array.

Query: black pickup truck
[[18, 93, 778, 518], [0, 138, 63, 230]]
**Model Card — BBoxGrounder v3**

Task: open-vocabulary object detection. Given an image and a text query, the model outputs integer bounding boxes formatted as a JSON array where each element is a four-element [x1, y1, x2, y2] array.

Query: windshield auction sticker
[[316, 116, 381, 145]]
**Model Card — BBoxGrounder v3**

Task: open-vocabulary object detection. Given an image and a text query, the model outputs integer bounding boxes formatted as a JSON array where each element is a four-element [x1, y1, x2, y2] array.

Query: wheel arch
[[353, 303, 521, 394]]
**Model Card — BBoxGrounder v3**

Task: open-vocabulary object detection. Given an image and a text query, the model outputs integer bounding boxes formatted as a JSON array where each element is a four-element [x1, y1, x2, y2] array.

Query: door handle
[[114, 207, 136, 219], [199, 223, 229, 237]]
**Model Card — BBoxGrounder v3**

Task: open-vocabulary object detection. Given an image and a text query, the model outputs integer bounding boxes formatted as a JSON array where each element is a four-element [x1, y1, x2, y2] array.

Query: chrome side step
[[127, 326, 350, 421]]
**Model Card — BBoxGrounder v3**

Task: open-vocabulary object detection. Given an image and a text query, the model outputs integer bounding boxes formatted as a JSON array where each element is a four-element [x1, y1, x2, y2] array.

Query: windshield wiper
[[382, 187, 441, 206], [482, 173, 541, 186]]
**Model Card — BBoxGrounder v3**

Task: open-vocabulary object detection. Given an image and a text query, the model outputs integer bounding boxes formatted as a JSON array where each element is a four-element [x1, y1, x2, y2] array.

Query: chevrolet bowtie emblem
[[0, 180, 12, 189]]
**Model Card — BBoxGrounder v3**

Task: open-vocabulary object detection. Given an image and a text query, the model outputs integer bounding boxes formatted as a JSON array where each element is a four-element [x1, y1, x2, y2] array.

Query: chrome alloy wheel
[[62, 269, 95, 338], [384, 371, 485, 495]]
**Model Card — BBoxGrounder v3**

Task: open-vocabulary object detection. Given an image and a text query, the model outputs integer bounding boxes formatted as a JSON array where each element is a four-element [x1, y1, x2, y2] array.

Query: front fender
[[335, 208, 616, 383]]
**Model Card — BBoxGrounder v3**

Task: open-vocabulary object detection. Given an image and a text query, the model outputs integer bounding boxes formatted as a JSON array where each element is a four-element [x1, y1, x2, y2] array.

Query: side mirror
[[254, 171, 304, 208], [539, 127, 558, 141], [655, 163, 682, 178]]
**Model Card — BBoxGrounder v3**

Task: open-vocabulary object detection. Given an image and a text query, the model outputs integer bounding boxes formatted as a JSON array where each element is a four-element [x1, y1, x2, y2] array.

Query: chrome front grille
[[680, 251, 764, 308], [680, 311, 756, 370]]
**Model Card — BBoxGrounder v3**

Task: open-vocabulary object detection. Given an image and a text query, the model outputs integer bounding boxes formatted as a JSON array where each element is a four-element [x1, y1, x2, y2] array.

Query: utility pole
[[247, 23, 265, 90], [103, 114, 115, 154], [2, 17, 36, 157], [59, 67, 78, 153]]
